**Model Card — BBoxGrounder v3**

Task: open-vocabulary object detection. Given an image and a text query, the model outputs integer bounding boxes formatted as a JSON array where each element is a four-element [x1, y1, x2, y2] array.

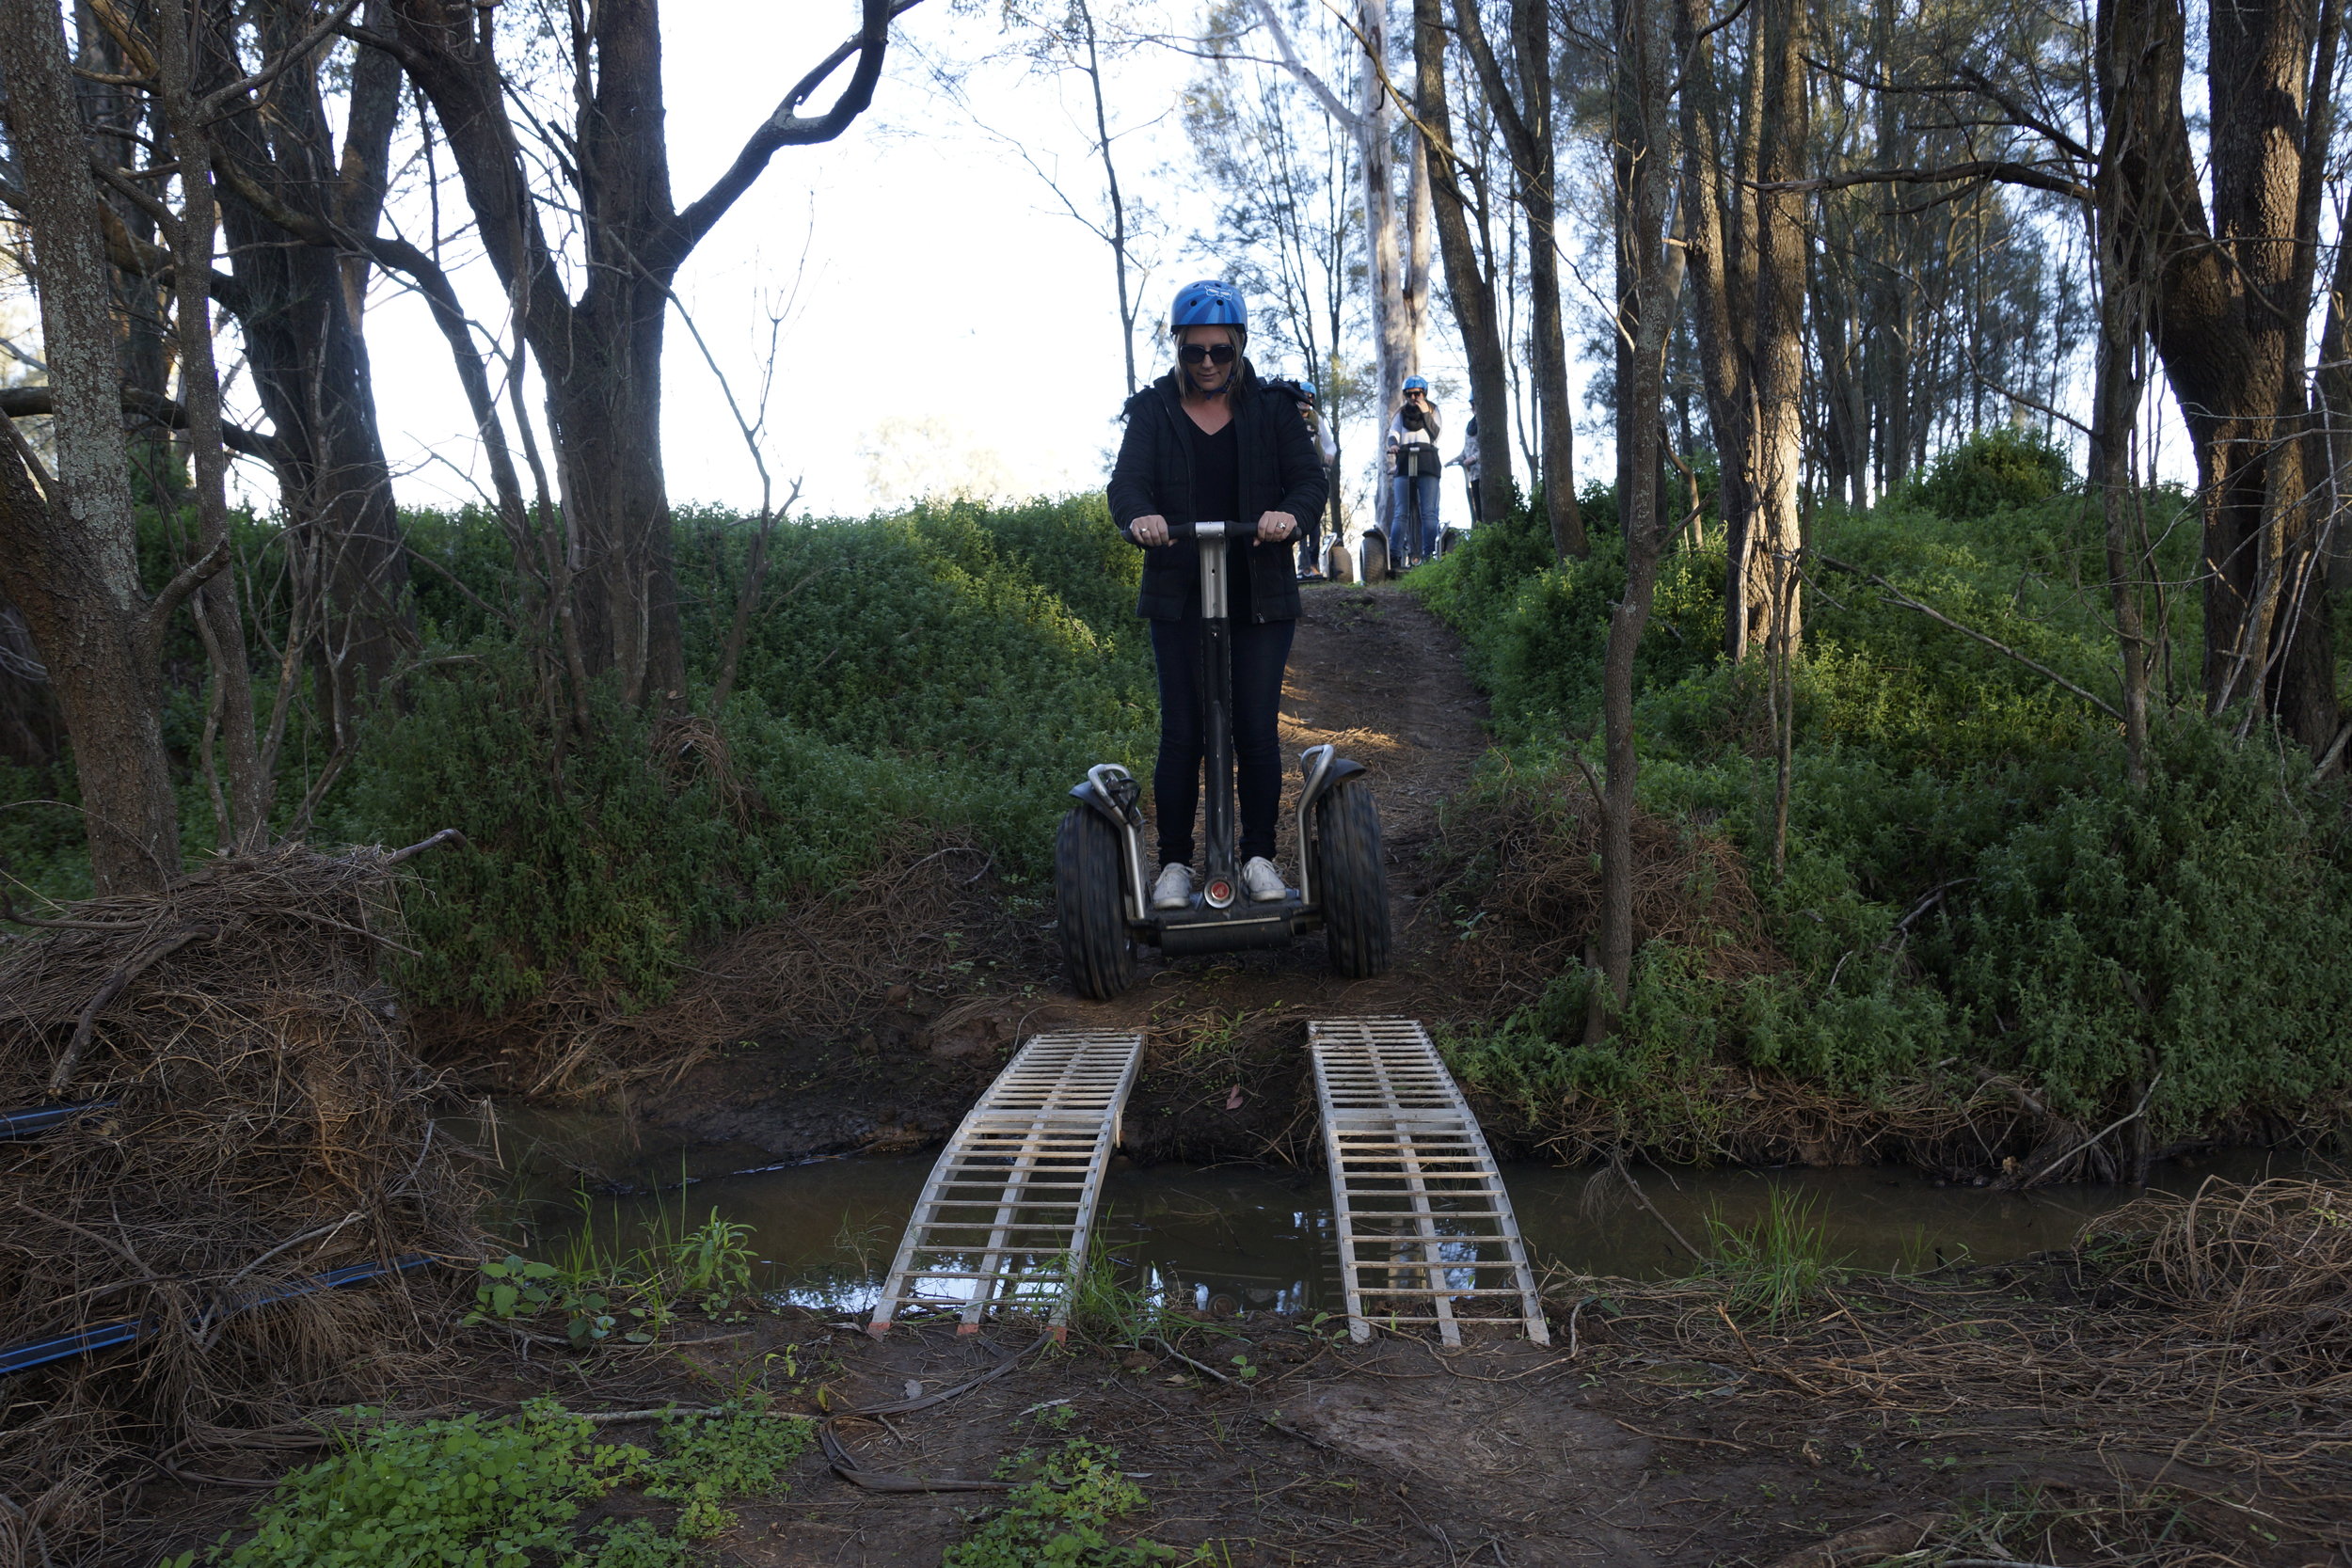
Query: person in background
[[1293, 379, 1338, 579], [1450, 413, 1484, 528], [1385, 375, 1442, 569]]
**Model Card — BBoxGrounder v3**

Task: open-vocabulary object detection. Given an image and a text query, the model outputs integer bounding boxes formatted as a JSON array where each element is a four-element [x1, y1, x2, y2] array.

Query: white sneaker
[[1241, 856, 1288, 903], [1152, 863, 1194, 911]]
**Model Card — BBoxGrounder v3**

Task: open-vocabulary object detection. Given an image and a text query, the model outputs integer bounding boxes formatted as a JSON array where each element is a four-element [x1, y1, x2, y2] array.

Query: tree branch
[[0, 386, 283, 464], [668, 0, 920, 261], [148, 538, 231, 637], [1248, 0, 1362, 132], [197, 0, 367, 122], [1758, 160, 2090, 202]]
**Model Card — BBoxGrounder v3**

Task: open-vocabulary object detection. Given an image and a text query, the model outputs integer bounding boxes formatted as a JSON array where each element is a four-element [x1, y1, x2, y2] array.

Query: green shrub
[[947, 1439, 1195, 1567], [1440, 944, 1738, 1152], [1950, 720, 2352, 1129], [169, 1400, 652, 1567], [1419, 529, 1724, 742], [1914, 426, 2073, 519], [1414, 473, 2352, 1144], [321, 498, 1154, 1013], [641, 1400, 812, 1538], [168, 1397, 812, 1566]]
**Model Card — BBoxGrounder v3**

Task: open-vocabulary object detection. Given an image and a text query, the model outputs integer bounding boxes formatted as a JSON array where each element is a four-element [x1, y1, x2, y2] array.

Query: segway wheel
[[1315, 778, 1391, 977], [1360, 530, 1390, 584], [1054, 806, 1136, 1000]]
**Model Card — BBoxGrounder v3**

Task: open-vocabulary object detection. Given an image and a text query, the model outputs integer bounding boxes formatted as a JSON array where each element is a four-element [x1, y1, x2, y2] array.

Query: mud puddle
[[477, 1104, 2316, 1314]]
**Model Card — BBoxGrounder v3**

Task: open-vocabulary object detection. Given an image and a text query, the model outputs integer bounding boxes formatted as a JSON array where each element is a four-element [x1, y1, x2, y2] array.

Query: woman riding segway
[[1107, 280, 1329, 915]]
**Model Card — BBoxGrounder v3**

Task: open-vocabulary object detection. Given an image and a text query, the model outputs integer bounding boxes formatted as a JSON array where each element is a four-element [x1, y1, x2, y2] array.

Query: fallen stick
[[818, 1422, 1015, 1494], [1149, 1335, 1237, 1385]]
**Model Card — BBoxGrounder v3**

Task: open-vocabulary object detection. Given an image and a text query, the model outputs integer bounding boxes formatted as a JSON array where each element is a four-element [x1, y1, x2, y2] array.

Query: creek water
[[477, 1106, 2321, 1318]]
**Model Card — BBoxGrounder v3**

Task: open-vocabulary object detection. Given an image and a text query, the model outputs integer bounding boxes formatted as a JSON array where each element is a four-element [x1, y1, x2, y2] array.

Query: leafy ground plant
[[162, 1396, 810, 1566], [946, 1438, 1200, 1567]]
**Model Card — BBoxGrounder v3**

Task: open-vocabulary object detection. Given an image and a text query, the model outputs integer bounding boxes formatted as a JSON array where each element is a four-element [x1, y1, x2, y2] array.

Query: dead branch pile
[[0, 845, 483, 1566], [1433, 768, 1780, 1006], [1548, 1177, 2352, 1566], [2081, 1177, 2352, 1379], [417, 834, 1044, 1099]]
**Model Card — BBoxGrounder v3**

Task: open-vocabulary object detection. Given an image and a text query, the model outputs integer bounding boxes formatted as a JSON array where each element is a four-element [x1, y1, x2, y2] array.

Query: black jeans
[[1150, 615, 1296, 867]]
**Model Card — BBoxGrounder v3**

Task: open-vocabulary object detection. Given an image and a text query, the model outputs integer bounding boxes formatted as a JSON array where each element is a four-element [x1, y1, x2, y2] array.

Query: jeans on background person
[[1389, 472, 1441, 565], [1149, 614, 1297, 867]]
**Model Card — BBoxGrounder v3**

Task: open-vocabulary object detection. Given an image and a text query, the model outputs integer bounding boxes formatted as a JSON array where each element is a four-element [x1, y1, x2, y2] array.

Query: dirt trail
[[647, 581, 1506, 1165]]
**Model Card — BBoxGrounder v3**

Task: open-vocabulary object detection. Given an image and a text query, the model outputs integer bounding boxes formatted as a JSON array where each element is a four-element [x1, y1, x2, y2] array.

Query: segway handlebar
[[1145, 519, 1230, 545]]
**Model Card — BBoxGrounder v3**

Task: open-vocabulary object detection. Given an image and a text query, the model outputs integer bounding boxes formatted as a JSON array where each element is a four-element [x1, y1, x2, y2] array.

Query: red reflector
[[1208, 881, 1232, 901]]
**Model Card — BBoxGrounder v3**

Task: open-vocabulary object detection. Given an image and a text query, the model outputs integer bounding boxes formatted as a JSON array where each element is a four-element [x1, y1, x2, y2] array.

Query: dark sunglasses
[[1179, 343, 1238, 365]]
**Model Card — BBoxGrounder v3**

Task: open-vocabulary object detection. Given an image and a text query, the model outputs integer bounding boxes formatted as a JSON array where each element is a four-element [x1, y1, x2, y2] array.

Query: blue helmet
[[1403, 375, 1429, 393], [1298, 381, 1319, 403], [1169, 279, 1248, 333]]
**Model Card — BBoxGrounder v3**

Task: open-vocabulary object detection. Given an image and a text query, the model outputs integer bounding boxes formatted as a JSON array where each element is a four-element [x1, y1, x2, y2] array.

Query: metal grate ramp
[[868, 1030, 1143, 1339], [1309, 1018, 1549, 1345]]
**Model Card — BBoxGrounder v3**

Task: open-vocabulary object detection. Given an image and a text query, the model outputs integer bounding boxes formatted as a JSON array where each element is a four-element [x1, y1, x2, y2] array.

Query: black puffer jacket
[[1106, 368, 1329, 623]]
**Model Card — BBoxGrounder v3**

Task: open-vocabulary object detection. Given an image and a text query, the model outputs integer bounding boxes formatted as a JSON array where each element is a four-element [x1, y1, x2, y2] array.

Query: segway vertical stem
[[1195, 521, 1240, 910]]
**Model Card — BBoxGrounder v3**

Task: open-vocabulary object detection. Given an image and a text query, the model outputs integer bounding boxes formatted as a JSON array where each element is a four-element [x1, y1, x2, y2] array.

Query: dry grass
[[2082, 1176, 2352, 1382], [1432, 764, 1780, 1009], [1553, 1177, 2352, 1566], [0, 844, 484, 1567]]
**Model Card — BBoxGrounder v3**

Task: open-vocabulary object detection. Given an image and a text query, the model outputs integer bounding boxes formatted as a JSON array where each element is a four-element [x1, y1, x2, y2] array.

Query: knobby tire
[[1316, 779, 1391, 977], [1054, 807, 1136, 1000]]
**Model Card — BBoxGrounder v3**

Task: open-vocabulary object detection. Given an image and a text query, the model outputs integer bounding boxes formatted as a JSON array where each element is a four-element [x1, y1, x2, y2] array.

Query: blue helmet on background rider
[[1297, 381, 1319, 404], [1402, 375, 1429, 394], [1168, 279, 1248, 341]]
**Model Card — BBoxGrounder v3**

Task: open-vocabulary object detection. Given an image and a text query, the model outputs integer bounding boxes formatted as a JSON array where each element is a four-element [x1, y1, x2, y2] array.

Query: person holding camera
[[1292, 379, 1338, 579], [1108, 280, 1327, 911], [1385, 376, 1442, 569]]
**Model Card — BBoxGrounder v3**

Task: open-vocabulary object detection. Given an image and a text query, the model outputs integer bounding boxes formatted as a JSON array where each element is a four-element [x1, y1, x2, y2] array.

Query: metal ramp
[[1309, 1018, 1549, 1345], [868, 1030, 1143, 1339]]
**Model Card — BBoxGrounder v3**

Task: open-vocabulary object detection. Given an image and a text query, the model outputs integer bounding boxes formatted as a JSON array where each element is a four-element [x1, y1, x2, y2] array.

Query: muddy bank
[[134, 1180, 2352, 1568]]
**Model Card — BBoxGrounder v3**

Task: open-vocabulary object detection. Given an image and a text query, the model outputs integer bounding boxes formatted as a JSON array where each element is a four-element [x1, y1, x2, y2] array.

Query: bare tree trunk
[[1252, 0, 1414, 536], [1739, 0, 1808, 660], [1359, 0, 1406, 539], [2319, 186, 2352, 629], [1591, 0, 1686, 1036], [156, 0, 268, 847], [1411, 0, 1514, 523], [0, 0, 186, 892], [2100, 0, 2338, 749], [1074, 0, 1140, 395], [1675, 0, 1756, 656], [205, 0, 414, 736], [1405, 105, 1434, 373], [1457, 0, 1584, 555]]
